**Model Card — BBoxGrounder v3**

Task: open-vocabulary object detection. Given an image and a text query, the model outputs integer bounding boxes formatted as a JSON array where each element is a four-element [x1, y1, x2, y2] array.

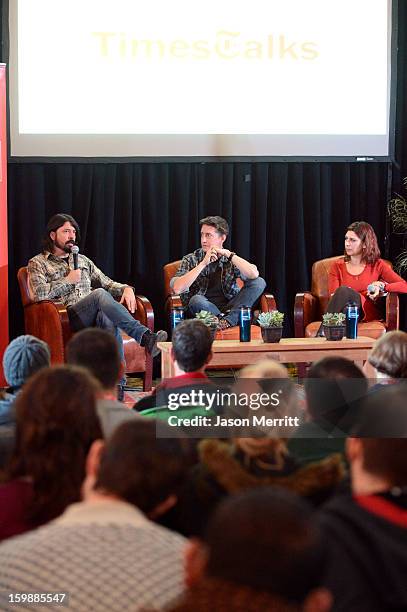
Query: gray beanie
[[3, 335, 51, 388]]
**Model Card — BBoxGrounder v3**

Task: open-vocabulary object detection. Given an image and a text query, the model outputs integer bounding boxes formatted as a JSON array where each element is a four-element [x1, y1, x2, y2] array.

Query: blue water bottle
[[171, 307, 185, 331], [345, 302, 359, 339], [239, 306, 251, 342]]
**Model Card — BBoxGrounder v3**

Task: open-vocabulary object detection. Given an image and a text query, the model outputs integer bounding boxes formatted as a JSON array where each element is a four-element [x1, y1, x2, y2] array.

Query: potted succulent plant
[[195, 310, 218, 339], [322, 312, 346, 341], [257, 310, 284, 343]]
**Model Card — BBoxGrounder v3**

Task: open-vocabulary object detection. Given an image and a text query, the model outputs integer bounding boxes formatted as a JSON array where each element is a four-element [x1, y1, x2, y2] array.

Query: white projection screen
[[7, 0, 396, 159]]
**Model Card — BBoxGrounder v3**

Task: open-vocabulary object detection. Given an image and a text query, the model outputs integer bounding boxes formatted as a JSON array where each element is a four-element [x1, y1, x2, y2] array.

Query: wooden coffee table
[[158, 336, 375, 379]]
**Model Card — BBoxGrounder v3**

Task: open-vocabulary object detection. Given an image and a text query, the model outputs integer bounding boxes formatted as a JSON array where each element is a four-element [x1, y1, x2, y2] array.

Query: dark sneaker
[[142, 330, 168, 357]]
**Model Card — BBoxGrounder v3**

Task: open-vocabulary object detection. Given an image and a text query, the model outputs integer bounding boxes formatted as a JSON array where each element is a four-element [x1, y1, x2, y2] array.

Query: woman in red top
[[326, 221, 407, 322]]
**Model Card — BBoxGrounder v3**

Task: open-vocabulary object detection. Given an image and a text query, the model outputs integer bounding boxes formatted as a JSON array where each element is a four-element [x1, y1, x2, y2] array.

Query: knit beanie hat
[[3, 335, 51, 388]]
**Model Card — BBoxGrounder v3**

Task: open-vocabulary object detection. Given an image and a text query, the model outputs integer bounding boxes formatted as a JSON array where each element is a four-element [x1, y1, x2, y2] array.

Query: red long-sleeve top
[[328, 259, 407, 321]]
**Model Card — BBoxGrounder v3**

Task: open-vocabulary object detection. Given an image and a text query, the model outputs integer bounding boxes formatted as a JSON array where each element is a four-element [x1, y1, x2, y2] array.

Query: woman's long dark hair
[[1, 365, 103, 525]]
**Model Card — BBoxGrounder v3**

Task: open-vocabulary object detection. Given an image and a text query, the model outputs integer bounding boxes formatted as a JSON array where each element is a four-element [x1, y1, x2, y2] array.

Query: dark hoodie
[[319, 491, 407, 612]]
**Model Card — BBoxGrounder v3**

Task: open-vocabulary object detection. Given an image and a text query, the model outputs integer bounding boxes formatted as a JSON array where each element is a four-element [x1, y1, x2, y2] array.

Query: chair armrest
[[294, 292, 318, 337], [23, 301, 72, 363], [259, 293, 277, 312], [134, 295, 154, 332], [385, 292, 399, 331]]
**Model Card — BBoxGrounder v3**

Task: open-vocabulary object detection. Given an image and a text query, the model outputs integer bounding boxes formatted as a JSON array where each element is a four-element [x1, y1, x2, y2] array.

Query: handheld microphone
[[71, 245, 79, 270]]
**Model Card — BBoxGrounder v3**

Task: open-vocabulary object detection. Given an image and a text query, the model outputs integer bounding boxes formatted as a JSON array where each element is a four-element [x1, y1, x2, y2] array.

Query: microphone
[[71, 245, 79, 270]]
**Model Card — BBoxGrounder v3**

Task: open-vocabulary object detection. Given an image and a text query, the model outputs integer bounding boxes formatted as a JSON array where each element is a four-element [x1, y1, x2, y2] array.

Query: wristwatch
[[228, 251, 236, 262]]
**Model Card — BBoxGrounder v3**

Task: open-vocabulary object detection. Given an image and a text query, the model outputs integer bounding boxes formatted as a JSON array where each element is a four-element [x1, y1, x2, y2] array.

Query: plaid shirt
[[173, 248, 243, 307], [28, 251, 127, 307]]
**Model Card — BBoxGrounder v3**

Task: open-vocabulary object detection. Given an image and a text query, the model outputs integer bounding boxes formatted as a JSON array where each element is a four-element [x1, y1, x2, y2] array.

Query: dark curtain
[[8, 162, 389, 337], [3, 1, 407, 339]]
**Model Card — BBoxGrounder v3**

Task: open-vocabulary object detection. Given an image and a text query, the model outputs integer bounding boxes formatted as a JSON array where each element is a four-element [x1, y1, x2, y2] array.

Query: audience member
[[367, 330, 407, 391], [288, 357, 368, 464], [0, 420, 189, 612], [319, 384, 407, 612], [167, 488, 332, 612], [66, 328, 140, 436], [168, 363, 344, 536], [135, 320, 214, 413], [0, 365, 102, 541], [0, 335, 50, 468]]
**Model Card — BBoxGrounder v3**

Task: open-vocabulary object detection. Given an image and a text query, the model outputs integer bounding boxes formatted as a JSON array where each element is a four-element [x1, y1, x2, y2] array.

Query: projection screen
[[7, 0, 396, 159]]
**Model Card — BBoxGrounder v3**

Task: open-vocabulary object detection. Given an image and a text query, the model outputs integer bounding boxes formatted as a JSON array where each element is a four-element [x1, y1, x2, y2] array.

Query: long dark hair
[[42, 213, 81, 253], [1, 366, 103, 525], [344, 221, 381, 264]]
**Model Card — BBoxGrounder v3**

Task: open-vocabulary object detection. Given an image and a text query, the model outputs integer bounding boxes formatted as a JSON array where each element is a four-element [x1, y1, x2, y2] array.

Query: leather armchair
[[294, 256, 399, 340], [164, 260, 277, 340], [17, 267, 154, 391]]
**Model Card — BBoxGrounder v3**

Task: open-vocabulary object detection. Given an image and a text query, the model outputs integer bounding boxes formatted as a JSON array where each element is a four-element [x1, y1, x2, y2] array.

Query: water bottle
[[171, 306, 185, 331], [345, 302, 359, 339], [239, 306, 251, 342]]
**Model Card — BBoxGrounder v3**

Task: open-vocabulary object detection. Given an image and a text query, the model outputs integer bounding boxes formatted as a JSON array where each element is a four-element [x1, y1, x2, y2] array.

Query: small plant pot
[[261, 326, 283, 343], [322, 325, 346, 341]]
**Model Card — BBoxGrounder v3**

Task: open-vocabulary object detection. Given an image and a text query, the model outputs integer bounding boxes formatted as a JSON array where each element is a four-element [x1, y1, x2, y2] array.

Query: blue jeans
[[67, 288, 149, 366], [188, 277, 266, 326]]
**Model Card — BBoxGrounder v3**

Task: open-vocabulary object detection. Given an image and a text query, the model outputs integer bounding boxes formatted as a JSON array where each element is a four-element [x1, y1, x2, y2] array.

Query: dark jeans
[[67, 288, 149, 371], [316, 286, 362, 337], [187, 277, 266, 325], [325, 286, 362, 315]]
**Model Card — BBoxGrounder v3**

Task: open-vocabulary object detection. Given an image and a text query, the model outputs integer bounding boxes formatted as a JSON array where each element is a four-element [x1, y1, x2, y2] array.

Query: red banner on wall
[[0, 64, 8, 386]]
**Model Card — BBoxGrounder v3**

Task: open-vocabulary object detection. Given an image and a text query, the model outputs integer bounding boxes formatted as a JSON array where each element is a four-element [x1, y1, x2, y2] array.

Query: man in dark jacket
[[318, 384, 407, 612]]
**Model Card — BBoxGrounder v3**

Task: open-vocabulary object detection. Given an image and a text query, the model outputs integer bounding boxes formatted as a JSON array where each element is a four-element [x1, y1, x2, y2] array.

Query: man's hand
[[202, 248, 220, 267], [120, 286, 136, 313], [66, 269, 81, 284], [212, 247, 231, 259]]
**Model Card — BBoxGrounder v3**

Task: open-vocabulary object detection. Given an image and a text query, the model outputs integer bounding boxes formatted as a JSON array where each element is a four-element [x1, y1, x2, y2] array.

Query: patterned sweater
[[0, 500, 186, 612]]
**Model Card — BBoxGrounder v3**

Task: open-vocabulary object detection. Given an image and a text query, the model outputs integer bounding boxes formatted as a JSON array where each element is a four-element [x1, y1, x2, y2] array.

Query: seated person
[[366, 330, 407, 391], [28, 213, 167, 365], [170, 488, 332, 612], [171, 216, 266, 330], [66, 328, 141, 437], [134, 320, 214, 412], [0, 365, 102, 541], [0, 335, 50, 469], [0, 420, 189, 611], [319, 384, 407, 612], [288, 357, 368, 465], [168, 364, 344, 537], [321, 221, 407, 330]]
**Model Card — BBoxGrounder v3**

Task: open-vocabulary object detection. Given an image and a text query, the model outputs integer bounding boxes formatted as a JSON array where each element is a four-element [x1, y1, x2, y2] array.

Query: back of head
[[199, 215, 229, 238], [239, 360, 288, 380], [351, 384, 407, 485], [205, 488, 326, 603], [43, 213, 80, 252], [5, 365, 103, 523], [3, 335, 50, 390], [172, 320, 213, 372], [94, 420, 189, 514], [235, 360, 299, 439], [368, 330, 407, 379], [305, 357, 367, 427], [66, 328, 121, 389]]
